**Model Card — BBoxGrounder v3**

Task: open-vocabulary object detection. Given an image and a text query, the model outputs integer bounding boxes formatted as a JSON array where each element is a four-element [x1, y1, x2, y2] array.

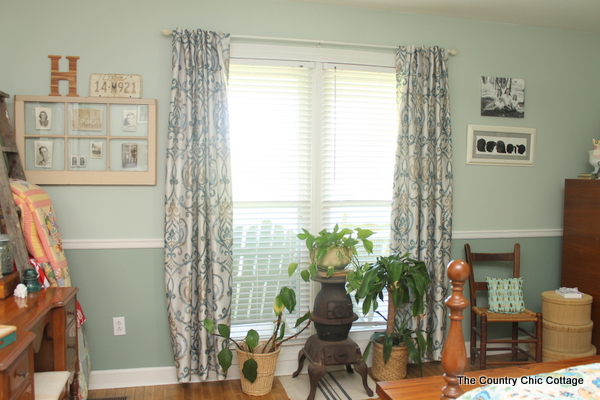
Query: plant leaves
[[362, 295, 372, 315], [300, 269, 311, 282], [277, 321, 286, 341], [217, 347, 233, 373], [326, 265, 335, 277], [203, 318, 214, 334], [218, 324, 230, 339], [288, 263, 298, 277], [245, 329, 259, 351], [309, 263, 317, 278], [383, 335, 394, 363], [280, 286, 297, 312], [242, 358, 258, 383], [273, 295, 284, 316], [295, 311, 311, 328]]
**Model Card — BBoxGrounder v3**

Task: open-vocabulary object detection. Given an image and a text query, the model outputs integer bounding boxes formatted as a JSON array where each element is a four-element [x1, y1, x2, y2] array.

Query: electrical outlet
[[113, 316, 126, 336]]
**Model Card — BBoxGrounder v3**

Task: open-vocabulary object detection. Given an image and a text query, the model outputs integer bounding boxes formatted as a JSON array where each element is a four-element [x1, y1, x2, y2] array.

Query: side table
[[292, 334, 373, 400]]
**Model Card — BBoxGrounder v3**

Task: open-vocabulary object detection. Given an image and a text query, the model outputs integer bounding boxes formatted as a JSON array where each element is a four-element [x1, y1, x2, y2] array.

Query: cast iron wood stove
[[292, 273, 373, 400]]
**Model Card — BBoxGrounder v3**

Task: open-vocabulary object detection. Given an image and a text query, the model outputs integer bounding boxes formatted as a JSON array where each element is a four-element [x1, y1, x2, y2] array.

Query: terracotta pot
[[370, 340, 408, 382], [236, 343, 281, 396], [313, 247, 353, 270]]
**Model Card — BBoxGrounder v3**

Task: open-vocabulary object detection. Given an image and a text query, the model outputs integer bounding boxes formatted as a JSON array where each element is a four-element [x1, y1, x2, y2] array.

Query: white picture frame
[[466, 125, 536, 166]]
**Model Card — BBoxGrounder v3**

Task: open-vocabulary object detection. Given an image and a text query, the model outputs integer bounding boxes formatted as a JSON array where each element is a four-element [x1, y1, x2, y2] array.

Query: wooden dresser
[[561, 179, 600, 350], [0, 287, 78, 400]]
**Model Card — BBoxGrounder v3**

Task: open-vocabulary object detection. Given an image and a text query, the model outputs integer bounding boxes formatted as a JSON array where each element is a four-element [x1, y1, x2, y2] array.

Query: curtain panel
[[164, 28, 233, 381], [391, 45, 453, 361]]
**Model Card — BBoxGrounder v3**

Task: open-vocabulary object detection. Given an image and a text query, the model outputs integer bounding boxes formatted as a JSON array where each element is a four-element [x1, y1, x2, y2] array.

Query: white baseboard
[[90, 331, 376, 390], [88, 337, 521, 389]]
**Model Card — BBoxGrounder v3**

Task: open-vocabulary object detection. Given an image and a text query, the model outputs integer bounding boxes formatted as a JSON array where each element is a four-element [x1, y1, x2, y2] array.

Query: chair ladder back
[[464, 243, 521, 307]]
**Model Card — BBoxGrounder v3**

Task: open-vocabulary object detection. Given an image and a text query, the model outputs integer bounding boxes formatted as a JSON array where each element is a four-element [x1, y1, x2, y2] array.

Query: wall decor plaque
[[89, 74, 142, 98]]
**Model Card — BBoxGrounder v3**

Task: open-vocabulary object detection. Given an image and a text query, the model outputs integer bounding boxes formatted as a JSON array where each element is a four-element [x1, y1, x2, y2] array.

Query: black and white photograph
[[91, 141, 103, 159], [79, 156, 86, 168], [35, 107, 52, 130], [466, 125, 535, 166], [481, 77, 525, 118], [73, 108, 103, 131], [137, 105, 149, 124], [122, 143, 138, 168], [123, 109, 137, 132], [70, 156, 79, 168], [34, 140, 53, 168]]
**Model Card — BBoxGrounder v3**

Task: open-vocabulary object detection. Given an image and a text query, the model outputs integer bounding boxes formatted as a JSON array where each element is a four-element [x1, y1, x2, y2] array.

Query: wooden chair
[[464, 243, 542, 369]]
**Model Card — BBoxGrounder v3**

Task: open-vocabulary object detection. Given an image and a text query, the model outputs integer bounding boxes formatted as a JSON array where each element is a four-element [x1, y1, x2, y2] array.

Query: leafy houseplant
[[203, 267, 311, 388], [290, 224, 375, 282], [345, 252, 433, 378]]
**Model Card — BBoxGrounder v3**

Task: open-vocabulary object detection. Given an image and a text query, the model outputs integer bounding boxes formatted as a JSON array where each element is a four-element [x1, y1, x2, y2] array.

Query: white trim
[[62, 238, 163, 250], [451, 229, 562, 240], [62, 230, 562, 251]]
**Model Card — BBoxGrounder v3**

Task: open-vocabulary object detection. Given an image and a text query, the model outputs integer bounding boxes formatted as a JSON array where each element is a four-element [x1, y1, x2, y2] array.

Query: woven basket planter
[[236, 343, 281, 396], [370, 341, 408, 382]]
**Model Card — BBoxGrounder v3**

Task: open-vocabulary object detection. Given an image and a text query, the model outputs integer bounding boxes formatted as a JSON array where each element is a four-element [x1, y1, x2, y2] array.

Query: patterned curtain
[[391, 45, 453, 361], [164, 28, 233, 381]]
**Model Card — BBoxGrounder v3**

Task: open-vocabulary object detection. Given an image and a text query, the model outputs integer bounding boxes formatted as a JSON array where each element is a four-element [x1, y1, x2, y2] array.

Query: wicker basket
[[236, 343, 281, 396], [541, 291, 592, 326], [542, 345, 597, 362], [370, 341, 408, 382], [543, 319, 593, 353]]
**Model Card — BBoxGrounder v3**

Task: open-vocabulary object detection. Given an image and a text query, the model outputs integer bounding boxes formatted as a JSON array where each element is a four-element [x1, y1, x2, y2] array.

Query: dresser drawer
[[65, 299, 77, 328], [66, 322, 78, 370], [6, 349, 32, 399], [15, 383, 33, 400]]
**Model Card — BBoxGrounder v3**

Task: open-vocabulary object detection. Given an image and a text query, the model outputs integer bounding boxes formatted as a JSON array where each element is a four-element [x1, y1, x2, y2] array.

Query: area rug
[[279, 369, 378, 400]]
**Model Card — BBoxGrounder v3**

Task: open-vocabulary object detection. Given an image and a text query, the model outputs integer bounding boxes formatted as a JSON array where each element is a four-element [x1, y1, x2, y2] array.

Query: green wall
[[2, 0, 599, 371]]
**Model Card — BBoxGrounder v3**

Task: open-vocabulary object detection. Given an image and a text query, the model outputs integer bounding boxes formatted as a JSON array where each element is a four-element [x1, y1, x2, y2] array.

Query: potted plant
[[345, 252, 433, 381], [290, 224, 375, 282], [203, 267, 311, 396]]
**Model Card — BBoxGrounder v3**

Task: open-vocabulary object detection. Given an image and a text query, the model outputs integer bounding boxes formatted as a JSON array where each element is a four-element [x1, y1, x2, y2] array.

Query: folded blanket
[[10, 179, 70, 287]]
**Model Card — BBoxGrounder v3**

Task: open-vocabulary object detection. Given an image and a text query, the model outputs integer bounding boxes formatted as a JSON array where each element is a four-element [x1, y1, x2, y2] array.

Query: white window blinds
[[228, 59, 398, 339], [229, 63, 314, 339]]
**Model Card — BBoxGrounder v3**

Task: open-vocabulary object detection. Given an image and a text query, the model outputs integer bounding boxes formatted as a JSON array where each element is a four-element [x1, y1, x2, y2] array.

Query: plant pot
[[236, 343, 281, 396], [370, 340, 408, 382], [313, 247, 353, 271]]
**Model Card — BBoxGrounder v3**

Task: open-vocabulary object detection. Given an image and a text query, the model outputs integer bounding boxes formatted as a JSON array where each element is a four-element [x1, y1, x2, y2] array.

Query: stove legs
[[355, 359, 374, 397]]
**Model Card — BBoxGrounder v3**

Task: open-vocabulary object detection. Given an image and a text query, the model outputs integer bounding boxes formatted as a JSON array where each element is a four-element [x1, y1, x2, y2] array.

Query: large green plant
[[203, 266, 311, 383], [289, 224, 374, 282], [345, 252, 433, 373]]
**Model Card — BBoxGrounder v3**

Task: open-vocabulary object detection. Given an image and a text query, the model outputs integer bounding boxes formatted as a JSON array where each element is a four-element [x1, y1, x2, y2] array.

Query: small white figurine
[[14, 283, 27, 298]]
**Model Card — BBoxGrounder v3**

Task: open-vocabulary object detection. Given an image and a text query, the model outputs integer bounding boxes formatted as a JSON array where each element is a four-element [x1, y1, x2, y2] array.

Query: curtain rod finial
[[161, 29, 173, 37]]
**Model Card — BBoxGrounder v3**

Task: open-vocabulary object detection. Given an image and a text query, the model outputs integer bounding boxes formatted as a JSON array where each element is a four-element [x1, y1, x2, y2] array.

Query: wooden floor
[[87, 355, 514, 400]]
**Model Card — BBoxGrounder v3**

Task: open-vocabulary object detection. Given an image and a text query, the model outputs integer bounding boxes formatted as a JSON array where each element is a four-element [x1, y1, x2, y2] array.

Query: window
[[228, 48, 398, 341]]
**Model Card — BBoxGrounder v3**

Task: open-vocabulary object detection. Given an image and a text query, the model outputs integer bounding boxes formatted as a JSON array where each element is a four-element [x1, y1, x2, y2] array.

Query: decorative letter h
[[48, 55, 80, 97]]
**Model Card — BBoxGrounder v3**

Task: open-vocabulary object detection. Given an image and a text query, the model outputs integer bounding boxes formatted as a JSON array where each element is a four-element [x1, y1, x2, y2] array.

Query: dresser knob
[[17, 371, 27, 377], [67, 344, 76, 350]]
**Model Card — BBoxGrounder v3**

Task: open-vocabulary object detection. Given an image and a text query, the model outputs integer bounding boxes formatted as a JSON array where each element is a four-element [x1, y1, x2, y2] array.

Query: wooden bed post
[[440, 259, 470, 400]]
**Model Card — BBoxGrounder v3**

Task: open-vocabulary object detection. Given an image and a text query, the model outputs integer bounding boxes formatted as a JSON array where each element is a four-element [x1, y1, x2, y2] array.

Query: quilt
[[458, 362, 600, 400]]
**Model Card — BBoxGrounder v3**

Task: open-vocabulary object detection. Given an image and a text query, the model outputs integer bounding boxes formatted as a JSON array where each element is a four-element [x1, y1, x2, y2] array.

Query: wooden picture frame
[[14, 95, 157, 185], [466, 125, 535, 167]]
